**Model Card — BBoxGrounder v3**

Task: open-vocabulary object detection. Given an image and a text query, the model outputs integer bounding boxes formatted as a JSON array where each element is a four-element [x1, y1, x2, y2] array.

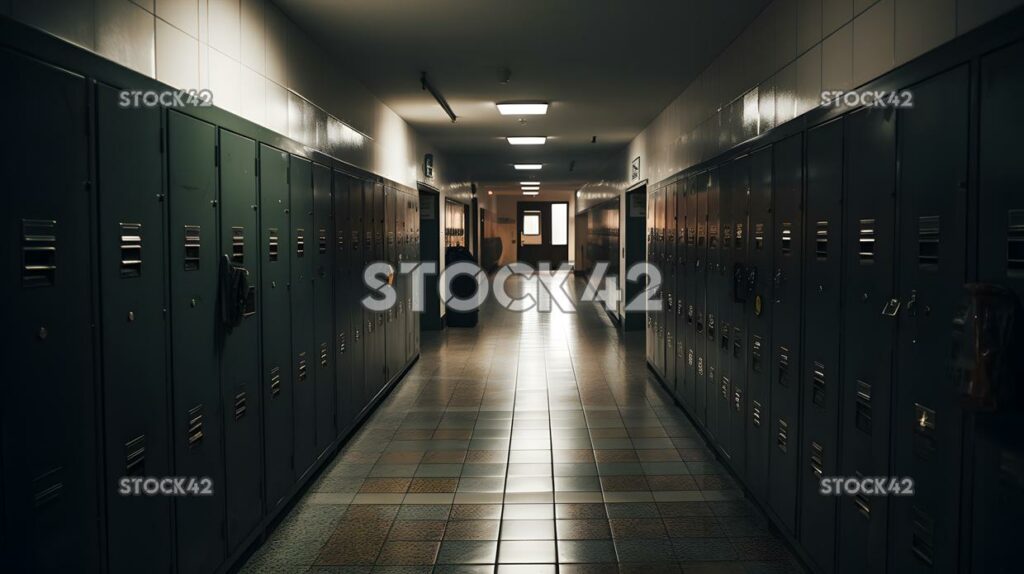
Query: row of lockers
[[1, 46, 421, 573], [645, 36, 1024, 574]]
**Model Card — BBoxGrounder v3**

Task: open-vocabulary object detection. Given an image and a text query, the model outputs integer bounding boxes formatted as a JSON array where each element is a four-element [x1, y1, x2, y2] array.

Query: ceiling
[[276, 0, 770, 186]]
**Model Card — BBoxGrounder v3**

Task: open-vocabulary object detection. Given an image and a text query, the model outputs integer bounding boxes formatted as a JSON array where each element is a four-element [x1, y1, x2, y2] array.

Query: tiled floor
[[241, 275, 805, 573]]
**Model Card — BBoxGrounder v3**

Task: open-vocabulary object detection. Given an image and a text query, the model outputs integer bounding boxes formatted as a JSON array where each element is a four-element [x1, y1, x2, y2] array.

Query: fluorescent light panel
[[507, 136, 546, 145], [522, 191, 539, 196], [519, 181, 540, 185], [497, 102, 548, 115], [514, 164, 542, 170]]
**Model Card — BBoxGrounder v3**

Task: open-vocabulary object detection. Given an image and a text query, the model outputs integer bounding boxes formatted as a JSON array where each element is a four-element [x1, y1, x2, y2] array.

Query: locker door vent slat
[[723, 224, 732, 248], [720, 377, 730, 400], [734, 222, 744, 245], [754, 223, 765, 250], [119, 222, 143, 278], [732, 327, 743, 359], [855, 381, 873, 435], [184, 225, 201, 271], [338, 331, 346, 353], [776, 419, 789, 452], [854, 474, 871, 518], [733, 387, 743, 412], [707, 314, 716, 341], [320, 342, 329, 367], [231, 226, 245, 263], [268, 228, 279, 261], [687, 348, 694, 367], [22, 219, 57, 287], [777, 348, 790, 387], [911, 506, 935, 566], [1008, 210, 1024, 275], [918, 216, 940, 268], [697, 355, 704, 377], [781, 222, 793, 254], [751, 336, 763, 372], [752, 401, 762, 427], [32, 467, 64, 508], [720, 322, 731, 351], [298, 352, 308, 381], [187, 405, 204, 447], [810, 441, 824, 478], [318, 228, 327, 255], [812, 362, 827, 407], [858, 219, 876, 263], [270, 366, 281, 397], [124, 434, 146, 475], [913, 402, 936, 460], [815, 221, 829, 260], [234, 389, 247, 420], [296, 228, 305, 257]]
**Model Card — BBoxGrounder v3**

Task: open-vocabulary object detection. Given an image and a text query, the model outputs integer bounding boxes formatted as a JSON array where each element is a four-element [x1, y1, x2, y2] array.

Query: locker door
[[664, 183, 677, 392], [95, 84, 172, 574], [400, 194, 411, 364], [646, 189, 655, 366], [683, 178, 698, 414], [744, 148, 771, 490], [768, 133, 803, 530], [1, 50, 97, 571], [412, 194, 421, 356], [693, 177, 707, 415], [705, 170, 721, 438], [674, 181, 687, 402], [218, 129, 262, 553], [800, 118, 844, 574], [385, 186, 399, 381], [167, 110, 226, 574], [729, 153, 753, 478], [373, 183, 387, 394], [259, 144, 294, 511], [838, 106, 897, 574], [351, 180, 368, 413], [972, 40, 1024, 574], [313, 163, 335, 458], [289, 156, 316, 479], [890, 65, 969, 574], [332, 171, 353, 433], [365, 182, 380, 401], [712, 165, 732, 449]]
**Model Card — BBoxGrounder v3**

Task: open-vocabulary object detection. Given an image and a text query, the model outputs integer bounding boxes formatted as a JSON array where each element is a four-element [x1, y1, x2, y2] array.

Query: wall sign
[[631, 156, 641, 182], [424, 153, 434, 178]]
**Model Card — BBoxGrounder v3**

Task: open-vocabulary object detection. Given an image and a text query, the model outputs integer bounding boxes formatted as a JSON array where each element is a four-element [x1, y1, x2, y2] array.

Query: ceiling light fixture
[[521, 186, 540, 191], [514, 164, 542, 170], [507, 136, 547, 145], [519, 181, 540, 185], [522, 191, 539, 196], [498, 102, 548, 115], [421, 71, 456, 123]]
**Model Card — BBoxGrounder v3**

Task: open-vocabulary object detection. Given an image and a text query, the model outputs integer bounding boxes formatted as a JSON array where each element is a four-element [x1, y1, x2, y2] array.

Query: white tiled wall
[[5, 0, 444, 190], [619, 0, 1024, 187]]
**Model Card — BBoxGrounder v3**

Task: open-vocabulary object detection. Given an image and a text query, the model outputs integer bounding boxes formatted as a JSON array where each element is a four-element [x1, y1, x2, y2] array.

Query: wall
[[623, 0, 1024, 185], [1, 0, 447, 191]]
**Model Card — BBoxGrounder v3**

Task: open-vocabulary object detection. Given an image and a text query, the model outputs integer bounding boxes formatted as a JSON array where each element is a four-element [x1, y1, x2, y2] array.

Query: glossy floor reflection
[[241, 276, 805, 573]]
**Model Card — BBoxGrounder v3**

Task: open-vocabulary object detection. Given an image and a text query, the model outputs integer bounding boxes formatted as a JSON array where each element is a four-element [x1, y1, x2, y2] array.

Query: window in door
[[522, 210, 542, 245], [552, 202, 568, 246]]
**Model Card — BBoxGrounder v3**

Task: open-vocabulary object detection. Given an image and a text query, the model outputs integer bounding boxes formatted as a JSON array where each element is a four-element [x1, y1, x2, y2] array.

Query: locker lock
[[881, 297, 901, 317], [127, 311, 135, 322], [37, 326, 48, 340]]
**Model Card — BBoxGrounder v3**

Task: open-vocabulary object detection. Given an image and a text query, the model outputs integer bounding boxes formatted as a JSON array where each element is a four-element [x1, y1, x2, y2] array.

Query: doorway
[[516, 201, 569, 267], [623, 186, 646, 331]]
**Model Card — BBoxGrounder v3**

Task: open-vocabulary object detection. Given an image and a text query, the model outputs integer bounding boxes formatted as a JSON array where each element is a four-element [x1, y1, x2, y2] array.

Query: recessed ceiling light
[[498, 102, 548, 115], [519, 181, 539, 185], [514, 164, 542, 170], [522, 191, 539, 196], [507, 136, 546, 145], [487, 190, 493, 195], [521, 187, 540, 191]]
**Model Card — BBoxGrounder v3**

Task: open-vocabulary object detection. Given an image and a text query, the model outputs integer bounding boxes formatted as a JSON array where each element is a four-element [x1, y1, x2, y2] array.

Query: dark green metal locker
[[712, 165, 732, 448], [768, 133, 803, 529], [353, 180, 369, 410], [693, 174, 708, 417], [289, 156, 316, 478], [744, 147, 773, 499], [646, 191, 656, 367], [704, 171, 720, 440], [890, 65, 969, 574], [664, 183, 677, 394], [313, 162, 336, 457], [682, 177, 697, 416], [971, 39, 1024, 574], [96, 83, 172, 574], [332, 171, 352, 432], [385, 186, 400, 381], [167, 110, 226, 574], [371, 182, 386, 395], [1, 48, 99, 573], [800, 118, 844, 574], [259, 144, 294, 511], [654, 187, 666, 377], [838, 106, 896, 574], [673, 181, 686, 402], [218, 129, 262, 552], [398, 192, 410, 366], [729, 156, 753, 478], [410, 192, 421, 356]]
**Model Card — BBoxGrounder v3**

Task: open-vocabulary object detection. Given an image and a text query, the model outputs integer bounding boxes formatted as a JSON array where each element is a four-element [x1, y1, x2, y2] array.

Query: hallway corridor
[[241, 278, 801, 573]]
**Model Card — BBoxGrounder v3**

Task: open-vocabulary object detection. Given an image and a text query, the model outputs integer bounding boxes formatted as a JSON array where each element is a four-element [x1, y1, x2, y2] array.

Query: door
[[517, 201, 570, 267], [289, 156, 316, 480], [313, 162, 335, 458]]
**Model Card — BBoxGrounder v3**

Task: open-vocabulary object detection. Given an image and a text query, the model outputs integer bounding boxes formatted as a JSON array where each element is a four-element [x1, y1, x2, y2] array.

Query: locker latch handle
[[881, 297, 901, 317], [905, 290, 918, 317]]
